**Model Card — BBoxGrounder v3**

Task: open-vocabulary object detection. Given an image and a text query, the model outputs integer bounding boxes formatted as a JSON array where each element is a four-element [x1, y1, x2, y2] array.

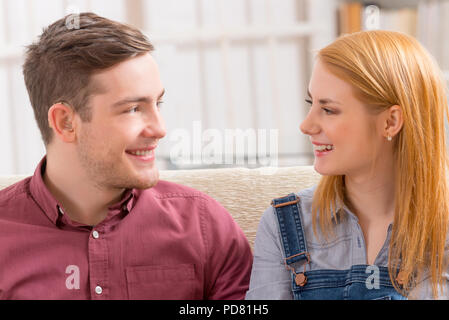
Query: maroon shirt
[[0, 158, 252, 300]]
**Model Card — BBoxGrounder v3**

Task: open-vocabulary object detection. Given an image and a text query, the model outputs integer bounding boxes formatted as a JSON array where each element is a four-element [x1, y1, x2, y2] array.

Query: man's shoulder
[[0, 177, 33, 223], [0, 177, 32, 205], [140, 179, 223, 210], [147, 179, 207, 200], [139, 180, 230, 219]]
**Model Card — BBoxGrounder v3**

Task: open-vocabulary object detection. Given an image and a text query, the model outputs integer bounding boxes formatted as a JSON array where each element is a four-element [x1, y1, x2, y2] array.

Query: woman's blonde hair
[[312, 30, 449, 298]]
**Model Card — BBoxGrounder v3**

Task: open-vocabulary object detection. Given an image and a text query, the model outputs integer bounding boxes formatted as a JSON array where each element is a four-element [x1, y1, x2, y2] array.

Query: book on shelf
[[337, 1, 448, 83], [379, 8, 417, 37], [338, 2, 418, 37], [338, 2, 362, 35]]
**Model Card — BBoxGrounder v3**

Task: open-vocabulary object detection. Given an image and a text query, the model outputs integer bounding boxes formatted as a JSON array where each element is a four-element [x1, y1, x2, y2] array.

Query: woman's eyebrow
[[307, 89, 341, 105]]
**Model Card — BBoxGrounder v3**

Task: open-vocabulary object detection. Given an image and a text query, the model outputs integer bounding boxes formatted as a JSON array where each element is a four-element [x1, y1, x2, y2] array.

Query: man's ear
[[48, 102, 77, 143], [383, 105, 404, 139]]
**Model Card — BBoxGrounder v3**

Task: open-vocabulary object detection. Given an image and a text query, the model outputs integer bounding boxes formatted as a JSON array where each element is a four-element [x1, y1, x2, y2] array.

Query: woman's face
[[300, 59, 386, 177]]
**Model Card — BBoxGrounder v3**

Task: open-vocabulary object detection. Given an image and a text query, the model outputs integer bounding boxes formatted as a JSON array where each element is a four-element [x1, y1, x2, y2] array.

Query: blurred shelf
[[146, 23, 321, 45], [338, 0, 419, 10]]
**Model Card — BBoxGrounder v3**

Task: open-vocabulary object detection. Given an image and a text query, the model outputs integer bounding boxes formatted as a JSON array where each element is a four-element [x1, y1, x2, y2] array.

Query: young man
[[0, 12, 252, 300]]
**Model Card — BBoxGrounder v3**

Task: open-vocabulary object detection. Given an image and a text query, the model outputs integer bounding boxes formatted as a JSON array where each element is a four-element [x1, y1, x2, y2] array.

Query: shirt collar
[[338, 202, 394, 231], [30, 156, 138, 227], [29, 157, 62, 225], [108, 188, 136, 214]]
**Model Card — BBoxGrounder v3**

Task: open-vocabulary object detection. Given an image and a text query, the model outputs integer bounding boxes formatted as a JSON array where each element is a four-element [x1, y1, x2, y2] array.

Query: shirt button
[[92, 230, 100, 239], [95, 285, 103, 295]]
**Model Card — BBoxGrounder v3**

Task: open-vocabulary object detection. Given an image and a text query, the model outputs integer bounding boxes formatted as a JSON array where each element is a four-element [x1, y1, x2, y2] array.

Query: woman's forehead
[[309, 60, 357, 103]]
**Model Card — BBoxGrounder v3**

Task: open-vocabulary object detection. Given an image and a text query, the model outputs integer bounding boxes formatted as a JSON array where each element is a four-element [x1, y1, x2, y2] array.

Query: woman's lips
[[314, 148, 334, 157], [312, 142, 334, 157]]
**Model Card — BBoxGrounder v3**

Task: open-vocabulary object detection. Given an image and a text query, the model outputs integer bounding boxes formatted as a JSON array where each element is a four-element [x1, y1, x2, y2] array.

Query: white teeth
[[129, 150, 153, 156], [315, 145, 333, 151]]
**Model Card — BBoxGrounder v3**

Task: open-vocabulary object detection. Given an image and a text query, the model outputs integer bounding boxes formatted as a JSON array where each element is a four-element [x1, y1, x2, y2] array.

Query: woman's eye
[[322, 108, 334, 115], [305, 98, 335, 115]]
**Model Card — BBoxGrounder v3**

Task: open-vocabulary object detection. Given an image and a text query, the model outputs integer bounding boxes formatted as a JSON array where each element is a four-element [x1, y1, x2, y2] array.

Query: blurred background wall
[[0, 0, 448, 175]]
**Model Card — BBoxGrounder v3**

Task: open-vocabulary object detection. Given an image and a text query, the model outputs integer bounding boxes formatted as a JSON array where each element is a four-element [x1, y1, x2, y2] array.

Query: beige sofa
[[0, 166, 321, 249]]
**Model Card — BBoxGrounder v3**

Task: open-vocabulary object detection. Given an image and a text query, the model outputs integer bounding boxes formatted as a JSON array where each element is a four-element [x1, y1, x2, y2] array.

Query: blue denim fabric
[[272, 193, 406, 300]]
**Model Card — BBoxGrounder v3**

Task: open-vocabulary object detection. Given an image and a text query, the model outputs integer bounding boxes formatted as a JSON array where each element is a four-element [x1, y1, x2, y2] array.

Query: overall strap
[[272, 193, 310, 286]]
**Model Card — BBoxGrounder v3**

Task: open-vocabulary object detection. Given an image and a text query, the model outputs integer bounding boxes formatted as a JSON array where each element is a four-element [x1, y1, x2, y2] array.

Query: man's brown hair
[[23, 12, 154, 145]]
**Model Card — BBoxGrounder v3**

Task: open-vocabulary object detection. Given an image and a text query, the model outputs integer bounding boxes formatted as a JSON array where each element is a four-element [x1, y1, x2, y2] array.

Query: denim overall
[[271, 193, 406, 300]]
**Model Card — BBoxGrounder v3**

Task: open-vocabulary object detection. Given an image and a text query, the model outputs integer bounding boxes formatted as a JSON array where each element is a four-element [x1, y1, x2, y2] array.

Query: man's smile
[[125, 145, 157, 162]]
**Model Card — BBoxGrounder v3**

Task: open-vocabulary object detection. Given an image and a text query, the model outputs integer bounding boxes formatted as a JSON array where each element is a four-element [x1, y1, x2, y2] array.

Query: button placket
[[95, 285, 103, 295], [353, 222, 367, 265], [88, 227, 108, 299]]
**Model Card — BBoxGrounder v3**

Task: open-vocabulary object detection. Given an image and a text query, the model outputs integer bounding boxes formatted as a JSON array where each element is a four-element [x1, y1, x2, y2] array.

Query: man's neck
[[43, 154, 125, 226]]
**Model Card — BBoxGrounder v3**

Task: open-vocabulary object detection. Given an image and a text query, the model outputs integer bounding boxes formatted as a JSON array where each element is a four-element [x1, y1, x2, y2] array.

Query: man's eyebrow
[[112, 89, 165, 108], [307, 89, 341, 105]]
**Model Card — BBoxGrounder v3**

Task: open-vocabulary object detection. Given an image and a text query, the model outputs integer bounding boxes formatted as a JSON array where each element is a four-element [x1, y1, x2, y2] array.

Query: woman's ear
[[383, 105, 403, 139], [48, 102, 77, 143]]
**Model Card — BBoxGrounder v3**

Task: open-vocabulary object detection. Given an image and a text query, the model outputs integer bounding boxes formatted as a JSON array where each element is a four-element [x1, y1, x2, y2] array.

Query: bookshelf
[[338, 0, 418, 36], [349, 0, 419, 9], [337, 0, 449, 82]]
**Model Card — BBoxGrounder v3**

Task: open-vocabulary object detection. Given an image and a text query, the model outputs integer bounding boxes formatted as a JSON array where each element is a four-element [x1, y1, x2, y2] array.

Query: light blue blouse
[[245, 186, 449, 300]]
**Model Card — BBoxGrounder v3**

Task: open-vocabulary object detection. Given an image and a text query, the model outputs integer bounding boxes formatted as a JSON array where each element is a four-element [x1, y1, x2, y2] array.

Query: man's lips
[[126, 145, 157, 152], [125, 145, 157, 158]]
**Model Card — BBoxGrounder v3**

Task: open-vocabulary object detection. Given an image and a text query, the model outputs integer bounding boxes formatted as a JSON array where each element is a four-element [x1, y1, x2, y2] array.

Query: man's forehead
[[89, 54, 162, 97]]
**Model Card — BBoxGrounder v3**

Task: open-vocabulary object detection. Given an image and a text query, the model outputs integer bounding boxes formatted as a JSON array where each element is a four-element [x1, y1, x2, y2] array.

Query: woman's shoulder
[[273, 185, 317, 215], [297, 185, 317, 197], [296, 185, 317, 204], [259, 185, 318, 231], [260, 184, 350, 245], [271, 185, 317, 203]]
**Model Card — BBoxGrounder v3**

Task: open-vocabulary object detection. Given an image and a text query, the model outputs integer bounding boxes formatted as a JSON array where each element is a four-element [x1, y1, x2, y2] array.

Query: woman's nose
[[300, 110, 320, 136]]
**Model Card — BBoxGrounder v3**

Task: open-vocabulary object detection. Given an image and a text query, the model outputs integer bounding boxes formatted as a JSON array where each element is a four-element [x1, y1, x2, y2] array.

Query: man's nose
[[142, 105, 167, 139]]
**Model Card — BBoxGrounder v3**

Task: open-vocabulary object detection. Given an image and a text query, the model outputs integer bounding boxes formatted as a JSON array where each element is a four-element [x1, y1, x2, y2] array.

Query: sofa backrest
[[0, 166, 321, 250]]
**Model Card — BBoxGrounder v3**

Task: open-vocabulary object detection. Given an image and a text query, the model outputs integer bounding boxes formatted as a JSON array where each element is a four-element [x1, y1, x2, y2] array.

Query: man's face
[[76, 53, 166, 190]]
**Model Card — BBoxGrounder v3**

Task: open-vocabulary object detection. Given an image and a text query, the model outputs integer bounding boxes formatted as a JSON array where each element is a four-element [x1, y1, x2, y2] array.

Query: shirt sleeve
[[202, 195, 253, 300], [245, 206, 293, 300]]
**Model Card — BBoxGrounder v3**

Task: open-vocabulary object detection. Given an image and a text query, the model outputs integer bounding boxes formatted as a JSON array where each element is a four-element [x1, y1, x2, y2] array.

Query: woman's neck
[[344, 164, 396, 225]]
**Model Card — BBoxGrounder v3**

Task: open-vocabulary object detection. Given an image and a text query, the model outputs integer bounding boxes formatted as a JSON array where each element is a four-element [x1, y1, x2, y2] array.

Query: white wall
[[0, 0, 339, 174]]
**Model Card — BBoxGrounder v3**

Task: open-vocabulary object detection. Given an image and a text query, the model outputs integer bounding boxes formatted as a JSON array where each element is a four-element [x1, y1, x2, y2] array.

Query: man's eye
[[127, 106, 139, 113], [156, 101, 164, 108], [305, 99, 312, 106]]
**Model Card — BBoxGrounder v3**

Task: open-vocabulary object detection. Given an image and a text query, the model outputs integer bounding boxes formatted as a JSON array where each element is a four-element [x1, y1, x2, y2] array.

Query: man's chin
[[132, 169, 160, 190], [116, 168, 160, 190], [132, 177, 159, 190]]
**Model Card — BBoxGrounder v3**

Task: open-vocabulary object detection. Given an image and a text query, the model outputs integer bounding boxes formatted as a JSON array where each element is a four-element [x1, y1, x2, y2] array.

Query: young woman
[[246, 30, 449, 300]]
